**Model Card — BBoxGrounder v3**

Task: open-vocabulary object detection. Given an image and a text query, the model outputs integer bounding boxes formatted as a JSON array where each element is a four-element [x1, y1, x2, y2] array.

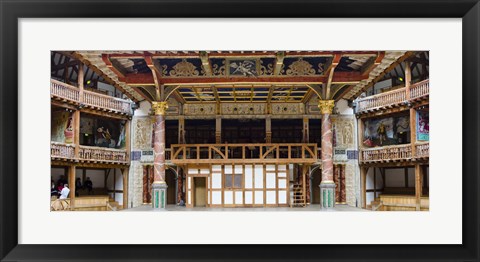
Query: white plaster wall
[[384, 168, 407, 187], [135, 100, 151, 117], [51, 167, 65, 183], [335, 99, 354, 115]]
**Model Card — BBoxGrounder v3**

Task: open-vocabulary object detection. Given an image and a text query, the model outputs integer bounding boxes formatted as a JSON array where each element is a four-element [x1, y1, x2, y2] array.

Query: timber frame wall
[[50, 60, 132, 210], [356, 63, 429, 211]]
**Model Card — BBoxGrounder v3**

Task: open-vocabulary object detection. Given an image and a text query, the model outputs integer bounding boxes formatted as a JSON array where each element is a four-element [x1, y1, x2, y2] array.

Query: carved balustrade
[[83, 91, 132, 115], [50, 142, 75, 159], [415, 142, 429, 158], [356, 79, 429, 114], [360, 144, 412, 163], [410, 79, 429, 100], [50, 79, 80, 102], [78, 145, 128, 163], [51, 79, 132, 115], [171, 143, 317, 164]]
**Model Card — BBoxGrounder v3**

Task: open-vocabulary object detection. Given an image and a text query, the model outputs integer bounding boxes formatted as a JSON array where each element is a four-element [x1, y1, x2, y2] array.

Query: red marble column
[[151, 101, 168, 209], [319, 100, 335, 208]]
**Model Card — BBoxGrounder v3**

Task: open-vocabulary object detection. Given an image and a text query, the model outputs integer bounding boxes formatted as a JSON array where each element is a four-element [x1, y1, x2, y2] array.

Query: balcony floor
[[122, 204, 369, 212]]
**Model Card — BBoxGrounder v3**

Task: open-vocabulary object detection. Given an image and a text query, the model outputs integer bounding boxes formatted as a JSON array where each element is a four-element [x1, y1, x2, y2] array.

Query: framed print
[[1, 0, 479, 261]]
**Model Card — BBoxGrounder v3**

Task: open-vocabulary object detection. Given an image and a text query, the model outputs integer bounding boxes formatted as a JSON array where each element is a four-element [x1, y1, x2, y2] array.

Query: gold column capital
[[318, 100, 335, 114], [152, 101, 169, 115]]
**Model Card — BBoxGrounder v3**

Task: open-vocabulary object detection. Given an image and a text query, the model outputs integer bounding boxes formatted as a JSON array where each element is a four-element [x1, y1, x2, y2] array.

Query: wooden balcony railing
[[170, 143, 318, 164], [410, 79, 429, 100], [79, 145, 128, 163], [83, 91, 132, 115], [51, 141, 75, 160], [356, 79, 429, 114], [360, 144, 412, 163], [51, 142, 128, 165], [415, 142, 429, 158], [50, 79, 80, 102], [51, 79, 132, 115]]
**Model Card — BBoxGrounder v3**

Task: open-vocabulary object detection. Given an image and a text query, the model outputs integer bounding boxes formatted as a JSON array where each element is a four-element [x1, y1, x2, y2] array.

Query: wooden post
[[361, 166, 367, 209], [357, 117, 364, 152], [302, 117, 309, 143], [113, 168, 116, 201], [215, 116, 221, 144], [78, 61, 84, 103], [406, 62, 417, 157], [178, 116, 185, 144], [405, 62, 411, 100], [265, 115, 272, 143], [73, 110, 80, 159], [125, 120, 131, 161], [415, 164, 423, 211], [122, 168, 128, 209], [69, 166, 76, 210]]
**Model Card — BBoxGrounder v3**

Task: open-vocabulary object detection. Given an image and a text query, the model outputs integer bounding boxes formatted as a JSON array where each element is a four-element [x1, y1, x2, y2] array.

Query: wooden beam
[[273, 51, 285, 75], [102, 54, 127, 79], [360, 51, 385, 76], [122, 71, 366, 85], [351, 51, 415, 98], [325, 54, 341, 99]]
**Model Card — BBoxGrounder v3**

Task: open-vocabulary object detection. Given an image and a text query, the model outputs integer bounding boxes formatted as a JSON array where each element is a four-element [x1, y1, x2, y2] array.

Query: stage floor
[[122, 204, 369, 212]]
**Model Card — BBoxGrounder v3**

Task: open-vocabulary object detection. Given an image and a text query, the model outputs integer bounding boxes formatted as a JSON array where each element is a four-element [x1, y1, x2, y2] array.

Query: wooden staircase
[[291, 183, 307, 207]]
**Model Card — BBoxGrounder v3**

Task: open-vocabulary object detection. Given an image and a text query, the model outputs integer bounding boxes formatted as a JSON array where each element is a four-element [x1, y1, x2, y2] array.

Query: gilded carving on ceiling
[[169, 59, 203, 77], [285, 58, 316, 76]]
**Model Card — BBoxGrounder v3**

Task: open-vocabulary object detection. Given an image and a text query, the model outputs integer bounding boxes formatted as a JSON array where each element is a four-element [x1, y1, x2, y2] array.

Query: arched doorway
[[165, 168, 177, 205], [310, 166, 321, 204]]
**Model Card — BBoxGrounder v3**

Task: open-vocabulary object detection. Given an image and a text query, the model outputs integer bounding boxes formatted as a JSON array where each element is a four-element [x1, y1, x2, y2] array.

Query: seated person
[[84, 177, 93, 195], [59, 184, 70, 199]]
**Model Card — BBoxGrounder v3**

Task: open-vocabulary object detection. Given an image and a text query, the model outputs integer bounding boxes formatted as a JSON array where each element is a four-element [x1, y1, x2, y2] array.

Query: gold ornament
[[152, 101, 169, 115], [318, 100, 335, 114]]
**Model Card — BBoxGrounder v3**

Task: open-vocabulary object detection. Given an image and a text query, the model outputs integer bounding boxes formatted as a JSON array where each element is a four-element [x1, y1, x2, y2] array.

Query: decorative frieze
[[270, 103, 304, 115], [221, 103, 266, 115], [184, 103, 216, 115], [133, 117, 153, 150]]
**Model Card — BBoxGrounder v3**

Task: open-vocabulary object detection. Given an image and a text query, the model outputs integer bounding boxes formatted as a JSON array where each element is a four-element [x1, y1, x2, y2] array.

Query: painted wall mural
[[51, 111, 70, 143], [417, 111, 429, 141], [363, 115, 410, 147]]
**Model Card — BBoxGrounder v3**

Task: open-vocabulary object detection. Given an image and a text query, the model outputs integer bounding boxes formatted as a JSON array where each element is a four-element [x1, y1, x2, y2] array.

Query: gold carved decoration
[[286, 58, 316, 76], [169, 59, 200, 77], [152, 101, 169, 115], [318, 100, 335, 114], [259, 60, 274, 76], [212, 61, 226, 76]]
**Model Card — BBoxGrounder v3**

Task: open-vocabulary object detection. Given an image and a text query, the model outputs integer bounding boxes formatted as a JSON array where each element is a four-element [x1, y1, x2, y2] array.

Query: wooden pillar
[[122, 168, 129, 209], [78, 61, 84, 104], [215, 116, 222, 144], [178, 116, 185, 144], [125, 120, 131, 161], [357, 117, 364, 161], [406, 62, 417, 157], [265, 115, 272, 143], [113, 168, 116, 201], [68, 165, 76, 210], [361, 166, 367, 209], [415, 164, 423, 211], [73, 110, 80, 158], [302, 117, 309, 143]]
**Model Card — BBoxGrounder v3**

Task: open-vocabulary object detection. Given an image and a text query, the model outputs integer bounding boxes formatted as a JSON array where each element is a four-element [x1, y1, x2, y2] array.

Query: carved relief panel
[[133, 117, 153, 150], [221, 103, 265, 115], [183, 103, 216, 115], [270, 103, 305, 115]]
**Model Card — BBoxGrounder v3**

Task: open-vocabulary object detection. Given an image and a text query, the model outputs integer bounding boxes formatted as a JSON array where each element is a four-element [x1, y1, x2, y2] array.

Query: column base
[[319, 182, 336, 209], [152, 182, 168, 210]]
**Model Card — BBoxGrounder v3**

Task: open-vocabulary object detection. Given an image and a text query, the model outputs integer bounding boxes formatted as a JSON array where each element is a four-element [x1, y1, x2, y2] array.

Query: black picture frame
[[1, 0, 478, 261]]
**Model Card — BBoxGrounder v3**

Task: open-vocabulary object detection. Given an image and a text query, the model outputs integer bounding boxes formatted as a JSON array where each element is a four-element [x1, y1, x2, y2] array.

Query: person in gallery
[[377, 122, 387, 145], [84, 177, 93, 195], [51, 180, 59, 198], [59, 184, 70, 199], [75, 178, 82, 196]]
